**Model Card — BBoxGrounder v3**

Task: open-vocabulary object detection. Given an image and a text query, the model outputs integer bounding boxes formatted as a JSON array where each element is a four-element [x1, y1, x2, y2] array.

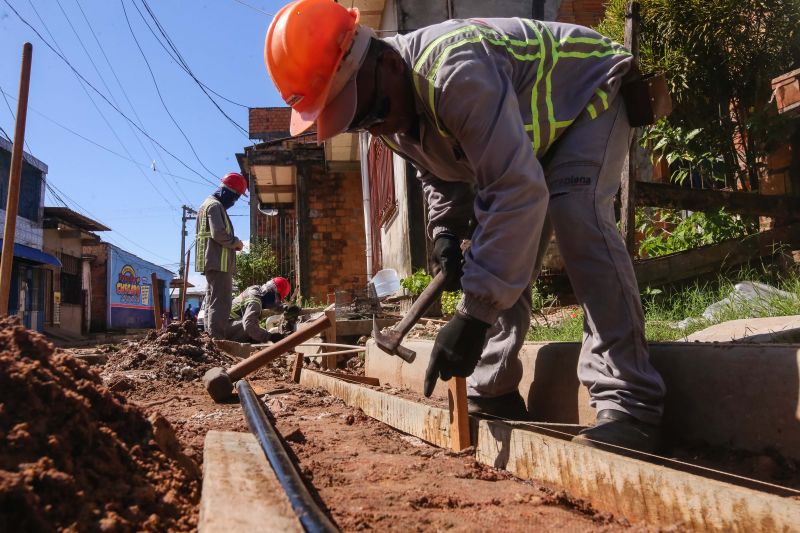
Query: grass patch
[[526, 265, 800, 343]]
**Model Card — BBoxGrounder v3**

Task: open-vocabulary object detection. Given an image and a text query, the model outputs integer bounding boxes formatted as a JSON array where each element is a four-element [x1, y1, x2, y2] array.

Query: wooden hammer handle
[[393, 271, 448, 337], [227, 314, 331, 380]]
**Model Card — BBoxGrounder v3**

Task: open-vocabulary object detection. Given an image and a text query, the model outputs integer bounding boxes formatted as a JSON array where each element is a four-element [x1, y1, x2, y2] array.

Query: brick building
[[237, 108, 367, 303]]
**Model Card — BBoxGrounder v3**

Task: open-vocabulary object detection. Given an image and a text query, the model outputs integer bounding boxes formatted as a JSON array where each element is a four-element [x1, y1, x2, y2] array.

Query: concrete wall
[[366, 339, 800, 461], [306, 167, 368, 302], [84, 243, 108, 332], [59, 304, 81, 334]]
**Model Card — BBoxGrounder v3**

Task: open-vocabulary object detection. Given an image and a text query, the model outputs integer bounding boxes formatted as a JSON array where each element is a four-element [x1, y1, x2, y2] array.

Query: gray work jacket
[[381, 18, 633, 323], [195, 196, 241, 275]]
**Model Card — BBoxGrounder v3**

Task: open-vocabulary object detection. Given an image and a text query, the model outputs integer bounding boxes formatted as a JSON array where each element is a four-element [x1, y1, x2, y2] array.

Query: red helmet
[[273, 277, 291, 300], [221, 172, 248, 196]]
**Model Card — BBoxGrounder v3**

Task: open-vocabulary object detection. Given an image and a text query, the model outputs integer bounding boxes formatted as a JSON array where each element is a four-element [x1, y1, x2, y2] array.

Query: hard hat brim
[[316, 73, 359, 142]]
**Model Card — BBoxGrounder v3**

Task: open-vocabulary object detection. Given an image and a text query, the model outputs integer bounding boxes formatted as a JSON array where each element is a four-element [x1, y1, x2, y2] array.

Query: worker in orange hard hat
[[265, 0, 668, 454], [195, 172, 247, 339]]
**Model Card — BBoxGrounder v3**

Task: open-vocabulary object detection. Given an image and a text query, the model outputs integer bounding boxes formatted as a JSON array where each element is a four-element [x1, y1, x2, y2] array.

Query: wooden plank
[[635, 181, 800, 217], [199, 431, 302, 533], [299, 369, 451, 448], [475, 420, 800, 533], [634, 222, 800, 287], [318, 370, 379, 386], [323, 306, 337, 370], [447, 377, 471, 451], [619, 1, 640, 257], [291, 352, 303, 384], [151, 272, 162, 330]]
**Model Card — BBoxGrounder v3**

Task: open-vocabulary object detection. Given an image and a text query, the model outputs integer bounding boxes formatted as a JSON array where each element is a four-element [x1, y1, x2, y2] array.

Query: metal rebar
[[236, 379, 338, 533]]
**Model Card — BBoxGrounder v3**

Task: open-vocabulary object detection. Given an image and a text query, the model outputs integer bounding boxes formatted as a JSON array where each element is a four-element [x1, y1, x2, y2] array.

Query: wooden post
[[323, 304, 337, 370], [0, 43, 32, 315], [447, 377, 471, 451], [620, 1, 640, 257], [291, 352, 304, 383], [179, 249, 190, 322], [151, 272, 163, 330]]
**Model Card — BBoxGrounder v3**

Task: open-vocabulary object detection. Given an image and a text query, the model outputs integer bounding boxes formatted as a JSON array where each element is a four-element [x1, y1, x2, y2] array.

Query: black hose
[[236, 379, 339, 533]]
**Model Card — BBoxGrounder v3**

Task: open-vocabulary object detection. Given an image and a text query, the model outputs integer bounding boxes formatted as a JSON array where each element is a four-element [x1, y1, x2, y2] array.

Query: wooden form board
[[300, 369, 800, 532], [199, 431, 302, 533], [475, 420, 800, 533], [299, 369, 451, 448]]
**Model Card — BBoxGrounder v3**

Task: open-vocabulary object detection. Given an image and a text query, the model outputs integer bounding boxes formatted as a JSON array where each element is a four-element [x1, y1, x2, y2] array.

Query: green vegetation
[[233, 240, 279, 293], [400, 269, 432, 296], [527, 266, 800, 342], [597, 0, 800, 190]]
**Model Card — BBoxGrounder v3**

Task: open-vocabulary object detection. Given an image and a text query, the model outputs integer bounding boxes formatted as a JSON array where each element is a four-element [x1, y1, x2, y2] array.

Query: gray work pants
[[468, 96, 666, 424], [204, 270, 233, 340]]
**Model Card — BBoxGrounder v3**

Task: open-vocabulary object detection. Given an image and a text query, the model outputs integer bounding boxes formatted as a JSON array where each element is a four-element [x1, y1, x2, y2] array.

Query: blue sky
[[0, 0, 290, 289]]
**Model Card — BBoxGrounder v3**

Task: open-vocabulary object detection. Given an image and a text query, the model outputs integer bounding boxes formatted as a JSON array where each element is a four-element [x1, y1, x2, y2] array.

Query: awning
[[0, 240, 62, 267]]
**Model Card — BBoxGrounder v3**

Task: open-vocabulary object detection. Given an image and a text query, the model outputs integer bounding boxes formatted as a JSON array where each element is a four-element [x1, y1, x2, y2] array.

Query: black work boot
[[467, 391, 528, 420], [572, 409, 662, 455]]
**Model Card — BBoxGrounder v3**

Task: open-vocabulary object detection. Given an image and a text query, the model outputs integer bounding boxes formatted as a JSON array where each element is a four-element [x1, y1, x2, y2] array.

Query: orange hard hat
[[265, 0, 369, 138], [221, 172, 248, 196], [273, 277, 291, 300]]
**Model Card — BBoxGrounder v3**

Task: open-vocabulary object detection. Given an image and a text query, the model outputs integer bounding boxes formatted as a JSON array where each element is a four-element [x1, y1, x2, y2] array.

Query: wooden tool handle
[[228, 314, 331, 380], [394, 271, 448, 337]]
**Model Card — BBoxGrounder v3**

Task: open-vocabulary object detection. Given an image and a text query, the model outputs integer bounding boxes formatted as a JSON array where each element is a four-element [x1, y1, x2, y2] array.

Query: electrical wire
[[229, 0, 274, 17], [120, 0, 219, 179], [0, 87, 208, 186], [138, 0, 253, 116], [27, 0, 178, 213], [1, 0, 219, 187], [52, 0, 191, 207], [73, 0, 184, 201]]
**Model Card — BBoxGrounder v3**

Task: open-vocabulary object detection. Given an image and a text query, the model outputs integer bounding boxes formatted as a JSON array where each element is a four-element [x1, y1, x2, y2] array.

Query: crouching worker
[[226, 277, 291, 343]]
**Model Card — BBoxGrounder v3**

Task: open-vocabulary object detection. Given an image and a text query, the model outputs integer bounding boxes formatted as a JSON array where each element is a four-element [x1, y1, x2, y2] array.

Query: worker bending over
[[226, 277, 291, 344], [195, 173, 246, 339], [265, 0, 667, 453]]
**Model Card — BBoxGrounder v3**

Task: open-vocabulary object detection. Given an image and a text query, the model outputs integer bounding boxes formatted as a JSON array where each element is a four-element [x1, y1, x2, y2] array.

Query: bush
[[234, 240, 279, 292]]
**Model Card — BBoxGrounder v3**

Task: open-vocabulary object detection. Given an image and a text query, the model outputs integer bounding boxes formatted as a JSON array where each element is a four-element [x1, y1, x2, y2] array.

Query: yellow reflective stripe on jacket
[[413, 19, 629, 158], [195, 197, 234, 273], [230, 296, 261, 319]]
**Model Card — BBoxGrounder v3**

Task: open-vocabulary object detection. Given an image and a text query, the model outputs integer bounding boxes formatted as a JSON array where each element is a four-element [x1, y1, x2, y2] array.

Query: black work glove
[[423, 312, 490, 397], [432, 234, 464, 292], [269, 332, 286, 343], [282, 304, 301, 318]]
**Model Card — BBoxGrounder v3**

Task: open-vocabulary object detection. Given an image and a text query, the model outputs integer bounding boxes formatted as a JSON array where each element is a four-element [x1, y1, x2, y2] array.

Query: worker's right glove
[[432, 233, 463, 292], [423, 312, 490, 397], [269, 332, 285, 343]]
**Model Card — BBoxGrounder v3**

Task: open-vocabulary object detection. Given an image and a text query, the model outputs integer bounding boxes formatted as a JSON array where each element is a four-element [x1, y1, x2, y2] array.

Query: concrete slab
[[365, 340, 800, 460], [199, 431, 302, 533], [684, 315, 800, 343]]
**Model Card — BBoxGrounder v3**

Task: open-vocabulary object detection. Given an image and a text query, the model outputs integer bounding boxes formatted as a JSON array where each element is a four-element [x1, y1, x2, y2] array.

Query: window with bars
[[60, 254, 82, 305]]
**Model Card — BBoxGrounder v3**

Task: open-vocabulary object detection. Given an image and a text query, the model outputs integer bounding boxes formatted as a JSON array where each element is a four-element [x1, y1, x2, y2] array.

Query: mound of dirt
[[107, 320, 230, 381], [0, 317, 199, 532]]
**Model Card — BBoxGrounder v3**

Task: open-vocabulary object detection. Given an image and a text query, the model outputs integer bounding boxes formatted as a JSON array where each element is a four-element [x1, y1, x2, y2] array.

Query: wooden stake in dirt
[[151, 272, 162, 330], [179, 249, 190, 322], [619, 1, 640, 257], [448, 377, 471, 451], [322, 305, 337, 370], [0, 43, 32, 315], [291, 352, 304, 384]]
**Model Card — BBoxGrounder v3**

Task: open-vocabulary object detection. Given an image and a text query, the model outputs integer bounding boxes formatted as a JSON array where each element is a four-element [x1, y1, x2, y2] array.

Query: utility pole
[[179, 205, 197, 279]]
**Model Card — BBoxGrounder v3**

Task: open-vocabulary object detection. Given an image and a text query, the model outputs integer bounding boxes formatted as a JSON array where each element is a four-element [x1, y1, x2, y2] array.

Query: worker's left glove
[[423, 312, 490, 397], [432, 234, 463, 292], [269, 332, 285, 343]]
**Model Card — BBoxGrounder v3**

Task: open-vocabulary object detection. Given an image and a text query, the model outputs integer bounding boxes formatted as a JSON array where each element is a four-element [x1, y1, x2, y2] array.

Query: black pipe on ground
[[237, 379, 338, 533]]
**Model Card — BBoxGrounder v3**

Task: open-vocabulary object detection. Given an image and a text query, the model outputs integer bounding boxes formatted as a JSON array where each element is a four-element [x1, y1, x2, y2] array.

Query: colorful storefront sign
[[107, 245, 173, 329]]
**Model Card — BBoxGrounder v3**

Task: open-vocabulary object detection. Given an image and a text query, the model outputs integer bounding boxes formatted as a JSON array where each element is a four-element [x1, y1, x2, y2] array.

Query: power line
[[138, 0, 252, 113], [50, 0, 190, 209], [120, 0, 219, 179], [27, 0, 178, 212], [0, 87, 209, 187], [229, 0, 274, 17], [1, 0, 219, 187], [73, 0, 186, 203]]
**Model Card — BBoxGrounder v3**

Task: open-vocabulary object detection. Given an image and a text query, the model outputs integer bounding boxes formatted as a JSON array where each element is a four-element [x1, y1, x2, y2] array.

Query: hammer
[[373, 271, 449, 363], [203, 313, 331, 402]]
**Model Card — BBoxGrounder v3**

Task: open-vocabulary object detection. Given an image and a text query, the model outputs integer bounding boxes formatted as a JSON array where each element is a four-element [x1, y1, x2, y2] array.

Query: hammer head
[[373, 317, 416, 363], [203, 367, 233, 403]]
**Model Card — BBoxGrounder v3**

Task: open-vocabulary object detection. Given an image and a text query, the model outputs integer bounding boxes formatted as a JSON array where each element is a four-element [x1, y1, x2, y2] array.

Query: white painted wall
[[379, 153, 412, 278]]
